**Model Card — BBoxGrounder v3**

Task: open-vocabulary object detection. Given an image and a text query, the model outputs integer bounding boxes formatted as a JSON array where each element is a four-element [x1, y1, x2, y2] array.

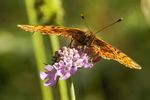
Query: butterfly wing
[[17, 25, 71, 35], [93, 37, 142, 70], [18, 25, 86, 38]]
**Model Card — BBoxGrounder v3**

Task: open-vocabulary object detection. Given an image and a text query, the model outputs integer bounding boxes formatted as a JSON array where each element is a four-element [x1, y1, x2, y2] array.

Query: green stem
[[70, 79, 76, 100], [25, 0, 53, 100]]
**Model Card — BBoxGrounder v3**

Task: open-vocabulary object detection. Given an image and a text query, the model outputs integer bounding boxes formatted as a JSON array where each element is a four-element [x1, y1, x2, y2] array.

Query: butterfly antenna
[[96, 18, 123, 34], [81, 13, 91, 32]]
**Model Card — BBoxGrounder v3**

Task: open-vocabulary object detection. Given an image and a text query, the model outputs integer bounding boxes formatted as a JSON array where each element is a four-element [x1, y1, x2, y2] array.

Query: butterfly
[[17, 23, 142, 70]]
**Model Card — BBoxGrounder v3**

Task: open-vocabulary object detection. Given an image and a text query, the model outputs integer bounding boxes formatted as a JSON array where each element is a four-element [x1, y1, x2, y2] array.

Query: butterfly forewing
[[17, 25, 86, 38]]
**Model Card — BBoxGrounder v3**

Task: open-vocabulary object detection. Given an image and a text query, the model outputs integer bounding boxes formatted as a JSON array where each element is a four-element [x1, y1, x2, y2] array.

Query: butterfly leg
[[68, 38, 74, 47]]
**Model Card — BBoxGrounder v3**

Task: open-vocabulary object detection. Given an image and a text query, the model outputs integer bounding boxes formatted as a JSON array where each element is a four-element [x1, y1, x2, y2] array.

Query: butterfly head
[[72, 30, 95, 46]]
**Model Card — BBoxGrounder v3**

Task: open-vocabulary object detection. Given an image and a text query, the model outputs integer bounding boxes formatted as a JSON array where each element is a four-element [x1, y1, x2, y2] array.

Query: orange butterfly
[[17, 23, 142, 70]]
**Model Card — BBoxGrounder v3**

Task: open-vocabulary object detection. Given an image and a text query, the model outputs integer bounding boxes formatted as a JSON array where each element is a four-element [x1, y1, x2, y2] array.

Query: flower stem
[[70, 79, 76, 100], [24, 0, 53, 100]]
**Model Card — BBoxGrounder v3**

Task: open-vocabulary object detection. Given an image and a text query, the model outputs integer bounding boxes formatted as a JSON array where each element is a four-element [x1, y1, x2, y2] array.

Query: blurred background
[[0, 0, 150, 100]]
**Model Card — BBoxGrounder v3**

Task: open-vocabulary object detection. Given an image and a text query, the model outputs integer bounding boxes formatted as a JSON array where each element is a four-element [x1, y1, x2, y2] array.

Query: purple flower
[[40, 46, 95, 86], [40, 65, 59, 86]]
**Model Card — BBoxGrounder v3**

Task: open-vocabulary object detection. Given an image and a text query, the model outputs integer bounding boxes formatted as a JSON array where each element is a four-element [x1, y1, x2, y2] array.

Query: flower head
[[40, 46, 98, 86]]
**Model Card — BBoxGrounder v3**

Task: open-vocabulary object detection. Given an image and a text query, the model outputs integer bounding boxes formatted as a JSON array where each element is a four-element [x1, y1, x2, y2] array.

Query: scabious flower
[[40, 46, 100, 86]]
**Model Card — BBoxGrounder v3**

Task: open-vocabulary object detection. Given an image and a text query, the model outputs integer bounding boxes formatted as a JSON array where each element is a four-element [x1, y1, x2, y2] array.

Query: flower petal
[[40, 72, 48, 80]]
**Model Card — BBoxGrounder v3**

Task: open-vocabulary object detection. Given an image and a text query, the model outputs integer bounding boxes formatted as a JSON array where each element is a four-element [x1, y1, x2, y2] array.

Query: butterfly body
[[17, 25, 142, 70]]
